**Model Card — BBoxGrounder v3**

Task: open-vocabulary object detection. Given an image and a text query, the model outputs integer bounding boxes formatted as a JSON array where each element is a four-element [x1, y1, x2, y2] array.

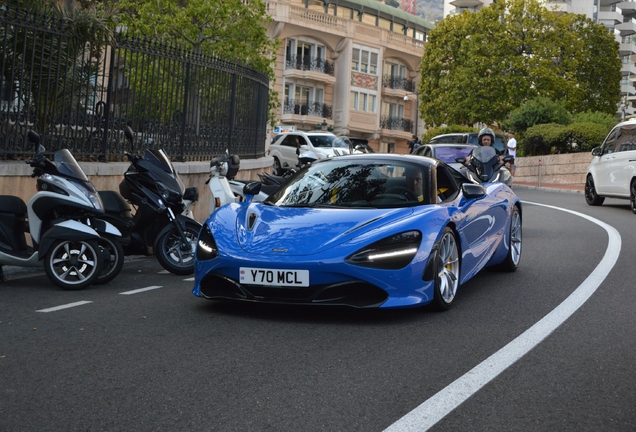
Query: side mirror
[[243, 181, 262, 197], [27, 130, 40, 145], [462, 183, 486, 199], [124, 126, 135, 143], [455, 157, 467, 166], [591, 147, 602, 157], [503, 155, 514, 163]]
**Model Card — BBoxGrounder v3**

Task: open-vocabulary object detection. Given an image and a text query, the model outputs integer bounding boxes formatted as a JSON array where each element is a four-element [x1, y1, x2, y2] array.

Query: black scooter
[[98, 127, 202, 275], [456, 146, 514, 187]]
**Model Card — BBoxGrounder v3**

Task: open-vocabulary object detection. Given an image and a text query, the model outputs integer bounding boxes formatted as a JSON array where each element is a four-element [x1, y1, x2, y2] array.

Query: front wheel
[[585, 175, 605, 206], [155, 221, 200, 275], [95, 235, 125, 285], [272, 157, 283, 176], [44, 239, 103, 290], [498, 206, 522, 272], [431, 228, 460, 311]]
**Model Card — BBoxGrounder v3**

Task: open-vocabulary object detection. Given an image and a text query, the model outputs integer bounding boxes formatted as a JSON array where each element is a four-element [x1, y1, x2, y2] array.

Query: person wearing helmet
[[477, 127, 502, 155]]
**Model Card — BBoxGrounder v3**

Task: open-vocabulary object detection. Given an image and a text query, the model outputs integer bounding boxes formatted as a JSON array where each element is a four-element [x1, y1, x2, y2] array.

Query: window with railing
[[282, 98, 332, 118], [285, 38, 333, 75]]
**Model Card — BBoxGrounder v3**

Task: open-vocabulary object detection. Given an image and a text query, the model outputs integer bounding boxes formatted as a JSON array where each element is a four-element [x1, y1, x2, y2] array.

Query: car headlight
[[345, 231, 421, 270], [196, 224, 218, 261]]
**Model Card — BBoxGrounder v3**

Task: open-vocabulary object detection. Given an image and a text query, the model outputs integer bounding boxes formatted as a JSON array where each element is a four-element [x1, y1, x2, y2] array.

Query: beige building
[[264, 0, 434, 154]]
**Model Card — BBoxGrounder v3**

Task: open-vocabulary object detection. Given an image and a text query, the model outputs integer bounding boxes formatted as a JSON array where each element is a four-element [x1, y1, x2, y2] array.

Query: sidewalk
[[512, 181, 584, 194]]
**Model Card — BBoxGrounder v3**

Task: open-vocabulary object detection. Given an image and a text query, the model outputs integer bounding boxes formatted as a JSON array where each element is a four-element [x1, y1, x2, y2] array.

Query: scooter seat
[[0, 196, 27, 215]]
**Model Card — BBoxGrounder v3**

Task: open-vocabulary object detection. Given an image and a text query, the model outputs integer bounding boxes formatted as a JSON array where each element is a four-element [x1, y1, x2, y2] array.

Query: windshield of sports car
[[264, 159, 432, 208], [308, 135, 349, 149]]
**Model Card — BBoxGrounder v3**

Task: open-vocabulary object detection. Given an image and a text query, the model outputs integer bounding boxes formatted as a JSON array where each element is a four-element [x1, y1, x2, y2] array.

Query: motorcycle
[[0, 131, 122, 290], [207, 150, 270, 207], [456, 146, 514, 187], [97, 127, 202, 275]]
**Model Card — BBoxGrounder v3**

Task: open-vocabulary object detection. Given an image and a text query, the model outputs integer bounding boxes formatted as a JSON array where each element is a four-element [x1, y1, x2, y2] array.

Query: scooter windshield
[[142, 148, 185, 193], [54, 149, 89, 181]]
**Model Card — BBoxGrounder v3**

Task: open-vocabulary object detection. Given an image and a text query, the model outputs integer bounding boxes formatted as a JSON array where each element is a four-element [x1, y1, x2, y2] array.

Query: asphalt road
[[1, 188, 634, 431]]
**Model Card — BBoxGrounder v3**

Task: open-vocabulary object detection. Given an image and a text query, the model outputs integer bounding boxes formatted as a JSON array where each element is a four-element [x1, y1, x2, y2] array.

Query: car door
[[594, 127, 620, 195], [604, 124, 636, 197]]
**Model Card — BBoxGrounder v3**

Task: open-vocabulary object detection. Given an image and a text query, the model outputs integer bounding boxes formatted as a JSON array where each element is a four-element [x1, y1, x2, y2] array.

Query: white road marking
[[183, 277, 194, 281], [385, 202, 621, 432], [157, 270, 170, 274], [119, 286, 163, 295], [36, 301, 93, 313]]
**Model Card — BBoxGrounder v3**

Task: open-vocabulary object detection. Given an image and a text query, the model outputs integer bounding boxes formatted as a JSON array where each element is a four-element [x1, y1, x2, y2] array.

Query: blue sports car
[[192, 154, 521, 310]]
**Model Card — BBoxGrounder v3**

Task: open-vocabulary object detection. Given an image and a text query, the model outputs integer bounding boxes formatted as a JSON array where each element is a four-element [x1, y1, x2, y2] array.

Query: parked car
[[268, 132, 350, 175], [414, 143, 478, 171], [428, 132, 507, 155], [585, 117, 636, 213], [192, 153, 522, 311]]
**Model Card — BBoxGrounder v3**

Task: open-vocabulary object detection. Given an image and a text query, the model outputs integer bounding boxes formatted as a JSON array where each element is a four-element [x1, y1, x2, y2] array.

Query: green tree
[[573, 111, 617, 131], [418, 0, 621, 127], [118, 0, 280, 125]]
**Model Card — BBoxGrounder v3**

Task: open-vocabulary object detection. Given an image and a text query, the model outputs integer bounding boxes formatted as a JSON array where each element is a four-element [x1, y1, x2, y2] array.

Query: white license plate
[[239, 267, 309, 287]]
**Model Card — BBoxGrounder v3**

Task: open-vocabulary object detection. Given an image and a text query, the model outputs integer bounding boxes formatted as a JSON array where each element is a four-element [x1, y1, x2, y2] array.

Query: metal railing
[[381, 75, 416, 92], [285, 55, 335, 76], [379, 116, 413, 132], [282, 99, 333, 119], [0, 7, 269, 161]]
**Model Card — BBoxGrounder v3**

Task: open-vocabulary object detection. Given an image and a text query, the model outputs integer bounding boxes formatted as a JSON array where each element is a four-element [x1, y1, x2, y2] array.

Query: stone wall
[[0, 157, 273, 224], [514, 152, 593, 186]]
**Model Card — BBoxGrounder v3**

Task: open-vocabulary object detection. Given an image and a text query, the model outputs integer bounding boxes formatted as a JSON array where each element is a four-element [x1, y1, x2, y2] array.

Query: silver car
[[268, 132, 350, 175]]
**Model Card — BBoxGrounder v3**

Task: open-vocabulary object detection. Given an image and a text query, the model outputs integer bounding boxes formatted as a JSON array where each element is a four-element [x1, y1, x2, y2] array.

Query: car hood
[[235, 204, 413, 256]]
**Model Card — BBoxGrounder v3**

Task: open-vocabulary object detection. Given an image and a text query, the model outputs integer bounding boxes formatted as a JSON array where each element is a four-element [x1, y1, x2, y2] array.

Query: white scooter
[[0, 131, 121, 290], [207, 151, 242, 213]]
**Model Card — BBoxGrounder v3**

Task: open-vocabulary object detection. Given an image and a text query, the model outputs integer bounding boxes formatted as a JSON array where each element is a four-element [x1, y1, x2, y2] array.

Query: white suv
[[585, 117, 636, 213], [268, 132, 350, 175]]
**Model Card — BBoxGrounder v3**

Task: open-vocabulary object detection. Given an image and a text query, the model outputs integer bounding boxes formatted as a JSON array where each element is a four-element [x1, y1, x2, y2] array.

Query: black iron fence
[[0, 8, 270, 162], [381, 75, 416, 92], [379, 115, 413, 132], [285, 55, 334, 76], [282, 98, 332, 118]]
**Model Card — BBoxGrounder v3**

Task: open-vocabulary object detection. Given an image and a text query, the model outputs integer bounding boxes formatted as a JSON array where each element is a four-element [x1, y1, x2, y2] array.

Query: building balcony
[[620, 41, 636, 55], [280, 99, 333, 125], [379, 116, 413, 141], [618, 1, 636, 16], [381, 75, 416, 94], [617, 19, 636, 35], [621, 83, 636, 95], [598, 10, 624, 24], [621, 62, 636, 75], [283, 55, 336, 85]]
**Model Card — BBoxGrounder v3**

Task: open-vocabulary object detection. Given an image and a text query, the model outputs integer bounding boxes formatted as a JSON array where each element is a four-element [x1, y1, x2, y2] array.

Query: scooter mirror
[[124, 126, 135, 143], [27, 130, 40, 145]]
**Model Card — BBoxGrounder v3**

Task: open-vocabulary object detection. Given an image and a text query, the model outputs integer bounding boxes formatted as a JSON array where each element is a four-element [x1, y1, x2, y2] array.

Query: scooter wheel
[[155, 221, 200, 275], [95, 235, 125, 285], [44, 239, 103, 290]]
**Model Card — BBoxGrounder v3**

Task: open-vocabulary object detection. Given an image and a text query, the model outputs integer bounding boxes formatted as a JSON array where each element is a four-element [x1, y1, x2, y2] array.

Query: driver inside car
[[405, 166, 425, 202]]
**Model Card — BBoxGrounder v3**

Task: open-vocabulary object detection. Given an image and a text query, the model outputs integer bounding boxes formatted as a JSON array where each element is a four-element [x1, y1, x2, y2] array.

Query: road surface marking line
[[384, 201, 621, 432], [183, 277, 194, 281], [36, 301, 93, 313], [119, 286, 163, 295]]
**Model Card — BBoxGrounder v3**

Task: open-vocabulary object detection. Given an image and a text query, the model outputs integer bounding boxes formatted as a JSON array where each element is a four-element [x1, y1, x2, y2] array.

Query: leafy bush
[[572, 111, 617, 131], [522, 122, 611, 155], [567, 122, 610, 153], [506, 97, 572, 133]]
